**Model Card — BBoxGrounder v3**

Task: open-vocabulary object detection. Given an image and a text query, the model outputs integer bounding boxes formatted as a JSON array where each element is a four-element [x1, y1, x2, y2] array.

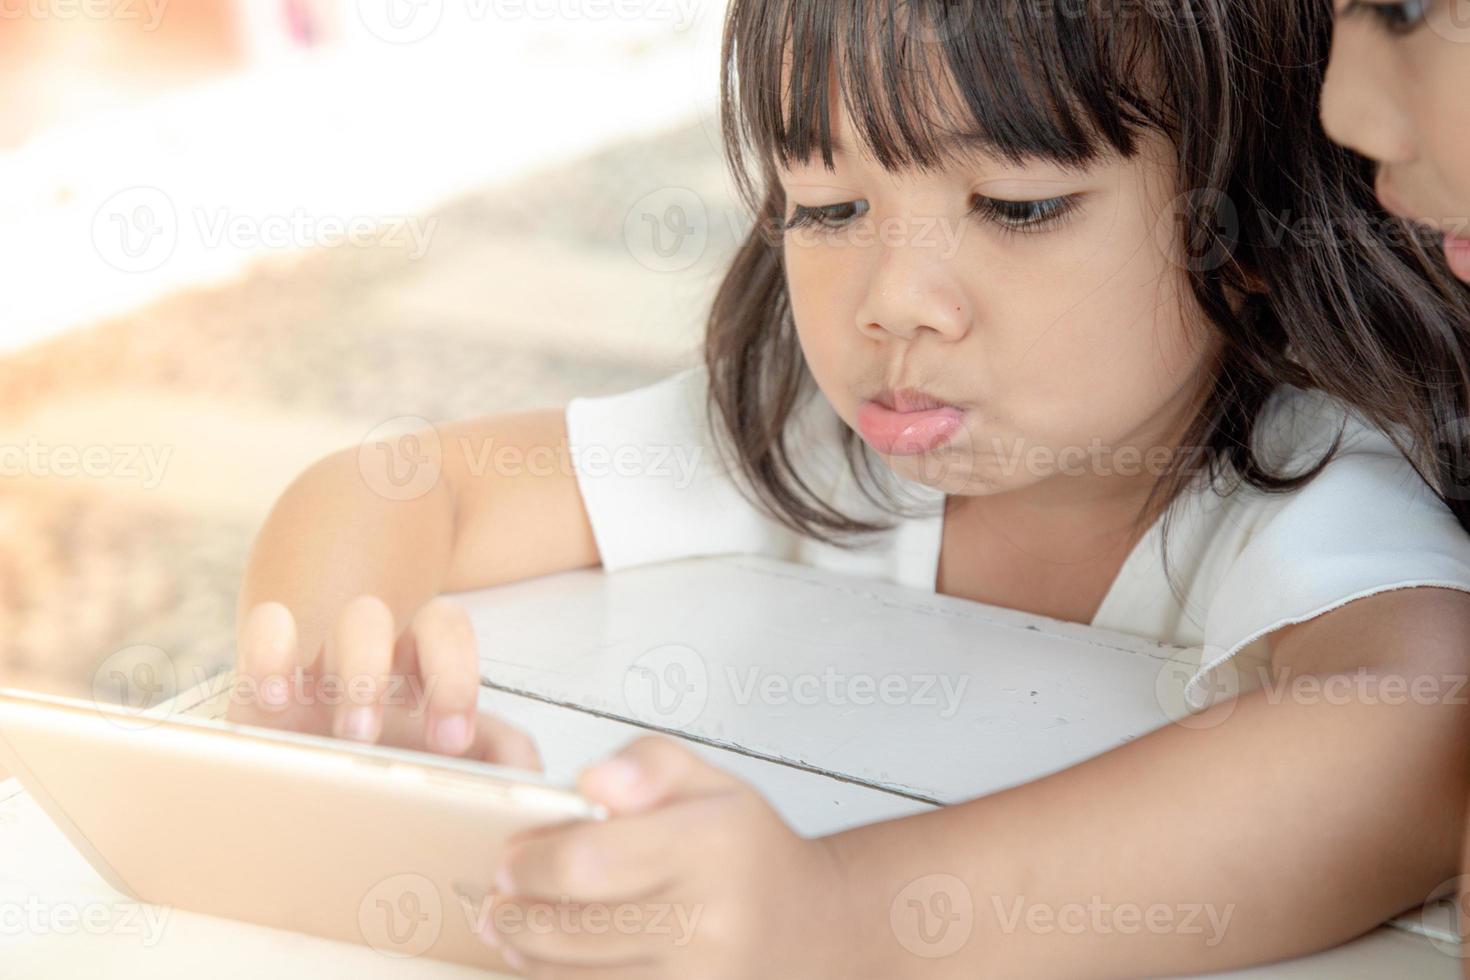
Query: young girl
[[1323, 0, 1470, 283], [230, 0, 1470, 975]]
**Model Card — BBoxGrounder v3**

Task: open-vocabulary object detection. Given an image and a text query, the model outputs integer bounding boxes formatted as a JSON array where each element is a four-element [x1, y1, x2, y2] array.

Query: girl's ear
[[1238, 266, 1269, 295], [1220, 265, 1269, 318]]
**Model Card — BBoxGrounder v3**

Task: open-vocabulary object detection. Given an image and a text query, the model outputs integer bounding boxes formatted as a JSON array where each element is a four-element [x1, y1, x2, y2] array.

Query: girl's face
[[777, 108, 1219, 509], [1322, 0, 1470, 281]]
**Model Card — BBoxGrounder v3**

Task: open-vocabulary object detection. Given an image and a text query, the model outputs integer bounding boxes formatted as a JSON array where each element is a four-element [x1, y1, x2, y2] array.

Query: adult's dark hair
[[703, 0, 1470, 597]]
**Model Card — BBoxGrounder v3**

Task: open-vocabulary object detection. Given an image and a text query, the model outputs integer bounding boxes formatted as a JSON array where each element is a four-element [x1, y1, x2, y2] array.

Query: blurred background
[[0, 0, 745, 734]]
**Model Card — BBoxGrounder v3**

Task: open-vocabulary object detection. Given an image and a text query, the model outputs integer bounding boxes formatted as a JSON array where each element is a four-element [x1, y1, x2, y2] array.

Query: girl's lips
[[1445, 235, 1470, 284], [856, 400, 965, 456]]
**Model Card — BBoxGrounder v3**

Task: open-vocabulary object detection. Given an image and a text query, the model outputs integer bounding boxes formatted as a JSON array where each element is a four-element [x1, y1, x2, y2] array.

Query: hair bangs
[[721, 0, 1154, 207]]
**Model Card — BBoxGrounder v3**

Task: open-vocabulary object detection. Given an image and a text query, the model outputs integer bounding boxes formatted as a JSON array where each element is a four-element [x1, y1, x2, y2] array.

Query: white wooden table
[[0, 555, 1459, 977]]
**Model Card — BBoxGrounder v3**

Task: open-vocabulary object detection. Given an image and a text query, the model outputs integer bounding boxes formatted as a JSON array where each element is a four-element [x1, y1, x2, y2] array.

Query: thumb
[[578, 736, 739, 816]]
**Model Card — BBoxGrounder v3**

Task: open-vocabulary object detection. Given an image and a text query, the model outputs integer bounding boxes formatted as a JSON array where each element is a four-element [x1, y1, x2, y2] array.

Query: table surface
[[0, 555, 1460, 978]]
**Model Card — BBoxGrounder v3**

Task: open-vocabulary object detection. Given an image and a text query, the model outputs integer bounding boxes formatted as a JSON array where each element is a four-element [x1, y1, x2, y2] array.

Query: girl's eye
[[783, 200, 870, 230], [1343, 0, 1431, 34], [783, 195, 1081, 235], [969, 194, 1081, 233]]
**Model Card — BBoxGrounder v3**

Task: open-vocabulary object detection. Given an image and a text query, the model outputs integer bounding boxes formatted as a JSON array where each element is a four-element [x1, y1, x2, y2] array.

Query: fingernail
[[339, 706, 377, 742], [502, 946, 525, 971], [478, 916, 499, 947], [494, 865, 514, 896], [433, 714, 471, 754]]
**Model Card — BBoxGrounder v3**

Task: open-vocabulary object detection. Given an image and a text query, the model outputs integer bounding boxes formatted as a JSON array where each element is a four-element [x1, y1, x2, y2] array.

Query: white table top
[[0, 555, 1460, 977]]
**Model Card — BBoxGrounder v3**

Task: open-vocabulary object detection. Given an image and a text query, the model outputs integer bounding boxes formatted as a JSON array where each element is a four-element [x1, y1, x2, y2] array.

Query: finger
[[361, 704, 543, 773], [485, 895, 671, 971], [578, 737, 738, 815], [233, 602, 298, 716], [471, 713, 544, 771], [498, 815, 682, 903], [408, 598, 481, 755], [325, 595, 396, 743]]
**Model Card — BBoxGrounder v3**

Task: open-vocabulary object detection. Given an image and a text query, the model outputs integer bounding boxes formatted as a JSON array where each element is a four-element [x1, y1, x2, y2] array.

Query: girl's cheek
[[787, 246, 859, 335], [785, 254, 858, 407], [1017, 233, 1203, 423]]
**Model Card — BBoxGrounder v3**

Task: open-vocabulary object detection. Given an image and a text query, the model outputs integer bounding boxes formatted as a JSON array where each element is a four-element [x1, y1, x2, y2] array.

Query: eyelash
[[782, 194, 1082, 235], [1343, 0, 1431, 34]]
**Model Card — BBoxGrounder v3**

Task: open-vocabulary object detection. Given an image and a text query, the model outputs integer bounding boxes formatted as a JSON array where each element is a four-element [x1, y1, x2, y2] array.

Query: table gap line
[[478, 676, 947, 807]]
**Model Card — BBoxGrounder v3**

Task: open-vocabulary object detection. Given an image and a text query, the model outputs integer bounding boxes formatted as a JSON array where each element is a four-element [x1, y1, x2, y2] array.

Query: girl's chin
[[881, 454, 1004, 496], [1445, 234, 1470, 284]]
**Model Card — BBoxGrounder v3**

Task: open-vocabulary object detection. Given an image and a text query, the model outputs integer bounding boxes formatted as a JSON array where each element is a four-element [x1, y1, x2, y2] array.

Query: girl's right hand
[[226, 597, 542, 771]]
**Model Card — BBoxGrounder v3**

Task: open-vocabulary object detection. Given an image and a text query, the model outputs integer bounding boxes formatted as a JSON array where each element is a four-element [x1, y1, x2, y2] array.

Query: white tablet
[[0, 687, 603, 973]]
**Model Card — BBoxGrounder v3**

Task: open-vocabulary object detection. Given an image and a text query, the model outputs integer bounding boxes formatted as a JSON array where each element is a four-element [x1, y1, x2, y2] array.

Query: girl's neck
[[942, 477, 1157, 567], [936, 483, 1162, 626], [936, 369, 1208, 587]]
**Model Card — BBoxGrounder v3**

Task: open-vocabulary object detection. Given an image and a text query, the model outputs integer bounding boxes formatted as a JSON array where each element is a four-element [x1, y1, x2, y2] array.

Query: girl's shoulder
[[1179, 383, 1470, 708], [562, 364, 864, 575]]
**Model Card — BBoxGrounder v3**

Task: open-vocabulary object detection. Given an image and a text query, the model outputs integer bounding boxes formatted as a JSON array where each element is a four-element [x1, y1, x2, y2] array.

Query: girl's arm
[[828, 584, 1470, 977], [229, 409, 599, 757]]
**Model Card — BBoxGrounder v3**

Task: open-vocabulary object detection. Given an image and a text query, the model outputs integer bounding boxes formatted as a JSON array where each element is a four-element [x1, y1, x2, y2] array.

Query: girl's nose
[[1319, 25, 1418, 167], [852, 237, 972, 343]]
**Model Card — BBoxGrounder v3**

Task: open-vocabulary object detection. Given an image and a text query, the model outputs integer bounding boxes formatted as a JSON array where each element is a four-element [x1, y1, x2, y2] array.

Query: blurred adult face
[[1321, 1, 1470, 281]]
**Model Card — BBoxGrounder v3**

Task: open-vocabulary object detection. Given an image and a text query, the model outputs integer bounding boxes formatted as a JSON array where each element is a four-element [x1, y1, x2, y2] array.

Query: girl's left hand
[[481, 736, 859, 979]]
